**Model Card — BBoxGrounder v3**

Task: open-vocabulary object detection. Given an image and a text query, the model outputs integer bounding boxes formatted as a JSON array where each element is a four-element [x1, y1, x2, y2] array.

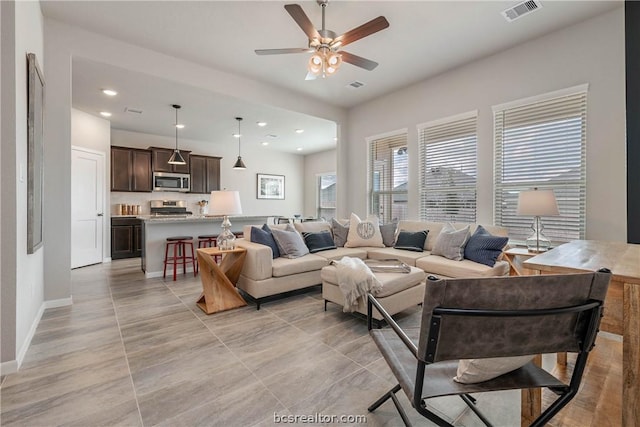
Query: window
[[418, 112, 477, 223], [494, 85, 587, 244], [368, 131, 408, 223], [317, 173, 336, 220]]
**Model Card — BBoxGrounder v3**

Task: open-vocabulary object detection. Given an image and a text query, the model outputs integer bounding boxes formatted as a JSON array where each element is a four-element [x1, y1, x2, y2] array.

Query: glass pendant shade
[[307, 49, 342, 77]]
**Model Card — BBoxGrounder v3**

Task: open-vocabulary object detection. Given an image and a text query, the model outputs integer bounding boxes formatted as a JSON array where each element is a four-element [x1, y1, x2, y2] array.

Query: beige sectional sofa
[[235, 220, 509, 309]]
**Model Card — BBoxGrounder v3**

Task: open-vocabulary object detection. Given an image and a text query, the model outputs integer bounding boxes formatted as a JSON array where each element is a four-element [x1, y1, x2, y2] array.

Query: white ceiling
[[41, 0, 619, 152]]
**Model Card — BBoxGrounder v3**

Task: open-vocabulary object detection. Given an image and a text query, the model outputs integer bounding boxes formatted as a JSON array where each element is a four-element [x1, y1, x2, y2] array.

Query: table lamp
[[209, 190, 243, 250], [516, 188, 559, 253]]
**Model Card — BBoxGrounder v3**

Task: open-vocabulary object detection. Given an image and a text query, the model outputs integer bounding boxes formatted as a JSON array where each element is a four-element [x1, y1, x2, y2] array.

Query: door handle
[[97, 213, 104, 217]]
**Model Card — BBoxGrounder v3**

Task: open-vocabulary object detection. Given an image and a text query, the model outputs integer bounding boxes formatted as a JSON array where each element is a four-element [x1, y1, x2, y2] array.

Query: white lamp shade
[[517, 189, 559, 216], [209, 191, 243, 216]]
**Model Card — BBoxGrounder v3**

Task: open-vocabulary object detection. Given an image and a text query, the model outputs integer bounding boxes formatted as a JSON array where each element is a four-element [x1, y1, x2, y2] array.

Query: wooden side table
[[503, 247, 538, 276], [196, 247, 247, 314]]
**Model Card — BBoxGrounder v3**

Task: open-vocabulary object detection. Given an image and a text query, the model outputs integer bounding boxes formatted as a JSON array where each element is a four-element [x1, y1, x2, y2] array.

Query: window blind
[[369, 133, 408, 223], [418, 113, 477, 223], [494, 89, 587, 244]]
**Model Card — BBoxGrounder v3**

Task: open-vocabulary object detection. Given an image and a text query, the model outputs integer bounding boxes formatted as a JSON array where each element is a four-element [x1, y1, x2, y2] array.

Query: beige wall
[[345, 7, 626, 242]]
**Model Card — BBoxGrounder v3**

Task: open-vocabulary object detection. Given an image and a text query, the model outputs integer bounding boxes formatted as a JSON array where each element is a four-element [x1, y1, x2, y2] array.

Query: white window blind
[[369, 132, 408, 223], [418, 113, 477, 223], [494, 88, 587, 244]]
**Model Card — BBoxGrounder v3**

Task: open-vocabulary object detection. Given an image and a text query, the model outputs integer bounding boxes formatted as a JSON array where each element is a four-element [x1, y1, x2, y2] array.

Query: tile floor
[[0, 259, 522, 426]]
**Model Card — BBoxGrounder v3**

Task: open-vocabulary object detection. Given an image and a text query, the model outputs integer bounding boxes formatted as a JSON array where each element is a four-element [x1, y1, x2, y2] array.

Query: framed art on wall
[[27, 53, 45, 254], [257, 173, 285, 200]]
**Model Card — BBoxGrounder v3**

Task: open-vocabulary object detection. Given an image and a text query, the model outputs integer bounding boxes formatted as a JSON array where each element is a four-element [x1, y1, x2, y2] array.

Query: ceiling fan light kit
[[256, 0, 389, 78]]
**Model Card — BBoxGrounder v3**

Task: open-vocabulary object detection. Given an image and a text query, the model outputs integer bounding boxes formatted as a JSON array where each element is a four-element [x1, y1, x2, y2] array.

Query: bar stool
[[197, 234, 221, 263], [163, 236, 197, 281]]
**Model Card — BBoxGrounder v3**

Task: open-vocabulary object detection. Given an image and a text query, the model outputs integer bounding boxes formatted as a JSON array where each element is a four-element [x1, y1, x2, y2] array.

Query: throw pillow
[[394, 230, 428, 252], [431, 223, 470, 261], [464, 225, 509, 267], [302, 231, 337, 254], [454, 355, 535, 384], [345, 213, 384, 248], [379, 221, 398, 247], [250, 224, 280, 259], [331, 218, 349, 247], [271, 226, 309, 259]]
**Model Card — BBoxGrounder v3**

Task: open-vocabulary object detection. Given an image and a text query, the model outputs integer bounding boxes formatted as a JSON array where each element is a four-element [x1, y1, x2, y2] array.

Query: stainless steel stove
[[149, 200, 192, 217]]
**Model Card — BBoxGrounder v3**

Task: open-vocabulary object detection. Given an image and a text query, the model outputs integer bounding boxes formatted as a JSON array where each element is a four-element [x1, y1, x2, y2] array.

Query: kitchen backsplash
[[111, 192, 212, 216]]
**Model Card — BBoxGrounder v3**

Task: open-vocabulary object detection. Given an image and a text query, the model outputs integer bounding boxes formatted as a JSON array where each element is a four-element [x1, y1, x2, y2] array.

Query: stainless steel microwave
[[153, 172, 190, 192]]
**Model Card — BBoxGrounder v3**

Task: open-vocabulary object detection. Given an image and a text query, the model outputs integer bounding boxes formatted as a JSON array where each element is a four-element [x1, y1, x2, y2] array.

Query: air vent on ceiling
[[124, 107, 143, 114], [347, 81, 366, 89], [502, 0, 542, 22]]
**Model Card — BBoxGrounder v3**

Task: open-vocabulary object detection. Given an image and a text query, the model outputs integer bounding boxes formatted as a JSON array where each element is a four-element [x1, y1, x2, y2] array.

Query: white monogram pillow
[[345, 213, 384, 248]]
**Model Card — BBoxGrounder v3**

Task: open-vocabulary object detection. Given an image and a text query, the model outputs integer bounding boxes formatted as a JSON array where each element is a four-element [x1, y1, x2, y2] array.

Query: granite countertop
[[140, 215, 271, 223]]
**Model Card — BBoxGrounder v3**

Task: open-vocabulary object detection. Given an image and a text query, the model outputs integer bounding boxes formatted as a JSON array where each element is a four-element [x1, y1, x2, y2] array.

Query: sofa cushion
[[272, 254, 329, 277], [366, 247, 431, 267], [271, 226, 309, 259], [454, 356, 535, 384], [345, 213, 385, 248], [431, 223, 470, 261], [464, 225, 509, 267], [394, 230, 428, 252], [397, 221, 443, 251], [321, 265, 425, 298], [250, 224, 280, 259], [380, 221, 398, 247], [331, 218, 349, 247], [416, 256, 509, 278], [314, 247, 369, 261], [294, 221, 332, 234], [302, 231, 337, 254]]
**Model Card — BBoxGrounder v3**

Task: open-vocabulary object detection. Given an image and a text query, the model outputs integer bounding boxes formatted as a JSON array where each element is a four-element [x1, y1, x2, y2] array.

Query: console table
[[196, 247, 247, 314], [524, 240, 640, 427]]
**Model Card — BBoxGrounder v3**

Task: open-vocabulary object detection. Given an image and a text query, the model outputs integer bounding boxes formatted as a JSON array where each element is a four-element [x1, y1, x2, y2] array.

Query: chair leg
[[369, 384, 412, 427], [324, 300, 328, 311], [460, 394, 493, 427], [163, 242, 170, 278]]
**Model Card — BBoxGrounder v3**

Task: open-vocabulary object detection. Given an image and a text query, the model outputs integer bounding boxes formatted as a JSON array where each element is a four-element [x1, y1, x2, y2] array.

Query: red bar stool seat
[[163, 236, 197, 281]]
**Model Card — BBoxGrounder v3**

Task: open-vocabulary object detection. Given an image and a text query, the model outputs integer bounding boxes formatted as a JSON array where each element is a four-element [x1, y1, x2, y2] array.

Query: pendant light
[[233, 117, 247, 170], [168, 104, 186, 165]]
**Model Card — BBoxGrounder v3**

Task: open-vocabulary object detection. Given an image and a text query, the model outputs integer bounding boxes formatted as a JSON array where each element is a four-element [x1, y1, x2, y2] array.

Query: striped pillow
[[464, 225, 509, 267]]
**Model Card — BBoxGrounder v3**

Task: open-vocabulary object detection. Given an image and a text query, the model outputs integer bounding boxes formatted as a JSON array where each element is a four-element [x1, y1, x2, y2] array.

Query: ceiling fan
[[255, 0, 389, 79]]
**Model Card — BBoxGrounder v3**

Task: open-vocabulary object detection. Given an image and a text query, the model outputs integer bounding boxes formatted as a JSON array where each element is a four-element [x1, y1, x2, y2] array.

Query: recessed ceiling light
[[295, 129, 304, 134], [261, 142, 269, 146], [333, 137, 338, 142], [175, 124, 185, 129], [232, 133, 241, 138], [102, 89, 117, 96], [99, 111, 112, 117], [296, 147, 303, 151], [257, 121, 267, 127]]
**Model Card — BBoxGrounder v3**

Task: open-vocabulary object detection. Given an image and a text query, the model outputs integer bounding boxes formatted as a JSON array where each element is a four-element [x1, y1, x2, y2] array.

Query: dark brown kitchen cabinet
[[111, 218, 143, 259], [110, 146, 152, 192], [189, 155, 221, 194], [150, 147, 191, 174]]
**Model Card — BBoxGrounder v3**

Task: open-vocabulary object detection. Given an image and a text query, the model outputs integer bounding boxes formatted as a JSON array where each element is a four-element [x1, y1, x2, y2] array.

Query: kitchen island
[[140, 215, 271, 278]]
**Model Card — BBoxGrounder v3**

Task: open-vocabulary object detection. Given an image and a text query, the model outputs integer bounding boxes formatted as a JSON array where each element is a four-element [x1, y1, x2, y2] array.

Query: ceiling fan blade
[[305, 72, 317, 81], [284, 4, 321, 41], [255, 48, 313, 55], [340, 51, 379, 71], [332, 16, 389, 48]]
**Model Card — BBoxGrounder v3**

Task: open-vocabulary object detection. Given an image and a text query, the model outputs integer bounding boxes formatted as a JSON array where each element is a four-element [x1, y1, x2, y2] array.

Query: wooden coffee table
[[196, 247, 247, 314]]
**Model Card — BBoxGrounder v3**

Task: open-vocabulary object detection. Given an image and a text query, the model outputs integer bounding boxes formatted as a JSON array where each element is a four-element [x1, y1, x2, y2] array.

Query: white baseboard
[[43, 297, 73, 309], [103, 257, 112, 263], [146, 266, 195, 279], [0, 359, 18, 376]]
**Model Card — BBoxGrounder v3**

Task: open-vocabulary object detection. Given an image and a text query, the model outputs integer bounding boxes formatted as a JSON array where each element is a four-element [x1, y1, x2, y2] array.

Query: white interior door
[[71, 148, 105, 268]]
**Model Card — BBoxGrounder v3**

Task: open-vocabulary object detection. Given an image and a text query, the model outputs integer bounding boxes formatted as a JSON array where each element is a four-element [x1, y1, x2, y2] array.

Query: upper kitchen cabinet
[[151, 147, 191, 174], [190, 155, 221, 194], [111, 146, 152, 192]]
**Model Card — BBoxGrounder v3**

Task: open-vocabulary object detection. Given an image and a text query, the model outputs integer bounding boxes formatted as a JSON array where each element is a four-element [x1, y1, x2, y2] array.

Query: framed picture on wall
[[257, 174, 285, 200], [27, 53, 45, 254]]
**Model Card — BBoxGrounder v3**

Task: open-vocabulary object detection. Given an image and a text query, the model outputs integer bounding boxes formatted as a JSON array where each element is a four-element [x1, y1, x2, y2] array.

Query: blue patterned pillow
[[464, 226, 509, 267], [250, 224, 280, 259], [302, 231, 337, 253], [394, 230, 428, 252]]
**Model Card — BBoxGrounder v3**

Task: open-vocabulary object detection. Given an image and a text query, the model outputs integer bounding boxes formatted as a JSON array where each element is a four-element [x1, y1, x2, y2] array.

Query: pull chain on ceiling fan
[[255, 0, 389, 79]]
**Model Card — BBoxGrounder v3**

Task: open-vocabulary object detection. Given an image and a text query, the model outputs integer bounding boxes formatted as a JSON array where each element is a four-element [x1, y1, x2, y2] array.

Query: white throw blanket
[[333, 257, 383, 313]]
